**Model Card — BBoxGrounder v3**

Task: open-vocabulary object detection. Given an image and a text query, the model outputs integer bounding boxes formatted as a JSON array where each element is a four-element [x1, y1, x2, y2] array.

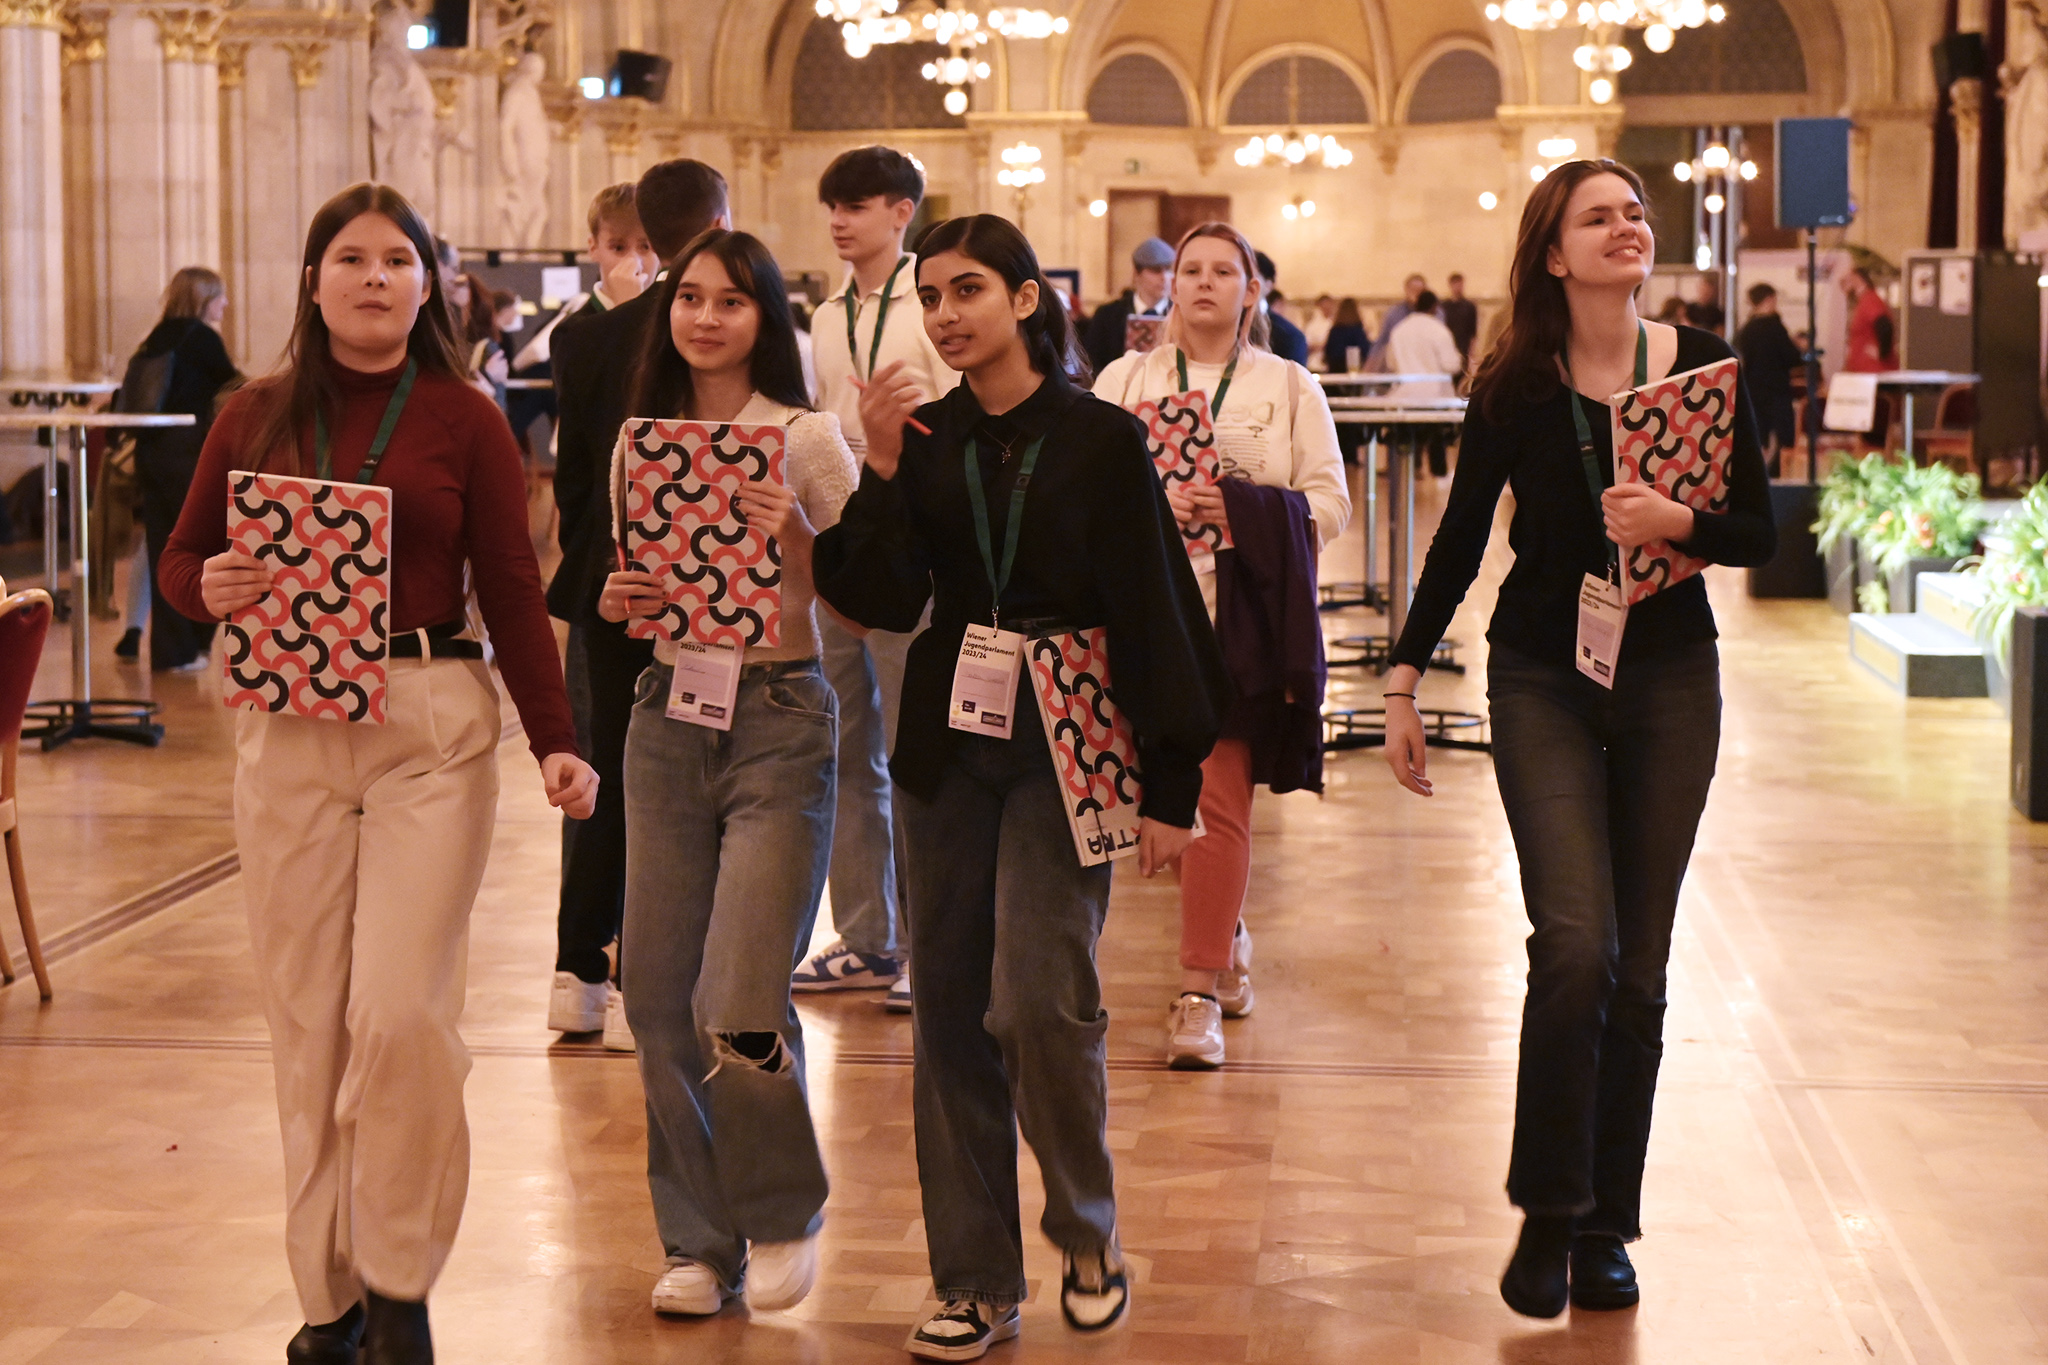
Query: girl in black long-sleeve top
[[814, 214, 1226, 1360], [1381, 161, 1776, 1321]]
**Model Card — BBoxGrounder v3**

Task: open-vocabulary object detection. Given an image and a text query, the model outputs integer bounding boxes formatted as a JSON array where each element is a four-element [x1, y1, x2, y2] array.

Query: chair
[[1920, 383, 1977, 471], [0, 586, 54, 999]]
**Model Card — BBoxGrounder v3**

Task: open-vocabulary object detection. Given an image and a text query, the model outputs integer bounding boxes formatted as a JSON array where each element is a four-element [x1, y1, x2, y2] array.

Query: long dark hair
[[242, 183, 464, 473], [914, 214, 1090, 383], [627, 228, 812, 420], [1470, 158, 1652, 422]]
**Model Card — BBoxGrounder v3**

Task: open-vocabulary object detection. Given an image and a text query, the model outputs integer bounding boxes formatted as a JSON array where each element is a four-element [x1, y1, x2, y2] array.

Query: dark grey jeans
[[899, 714, 1117, 1308], [1487, 640, 1721, 1240]]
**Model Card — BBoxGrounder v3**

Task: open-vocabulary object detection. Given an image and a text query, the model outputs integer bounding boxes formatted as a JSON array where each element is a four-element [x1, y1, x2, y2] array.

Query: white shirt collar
[[836, 252, 916, 307]]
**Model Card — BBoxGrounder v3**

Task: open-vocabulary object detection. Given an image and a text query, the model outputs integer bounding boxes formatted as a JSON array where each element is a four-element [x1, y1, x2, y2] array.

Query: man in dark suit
[[1083, 235, 1173, 373], [546, 159, 731, 1045], [1254, 251, 1310, 366]]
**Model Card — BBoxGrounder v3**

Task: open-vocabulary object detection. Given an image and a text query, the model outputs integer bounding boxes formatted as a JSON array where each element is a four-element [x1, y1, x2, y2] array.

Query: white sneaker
[[905, 1299, 1021, 1360], [651, 1258, 729, 1315], [790, 938, 901, 992], [602, 987, 635, 1052], [1060, 1245, 1131, 1332], [884, 961, 913, 1013], [1216, 922, 1255, 1018], [547, 971, 608, 1033], [1165, 993, 1225, 1070], [744, 1233, 820, 1312]]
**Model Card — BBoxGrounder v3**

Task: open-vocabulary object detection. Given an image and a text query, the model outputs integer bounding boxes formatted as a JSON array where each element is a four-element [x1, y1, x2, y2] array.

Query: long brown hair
[[627, 228, 814, 420], [241, 183, 464, 473], [159, 266, 225, 324], [1469, 158, 1651, 421], [1165, 221, 1270, 352]]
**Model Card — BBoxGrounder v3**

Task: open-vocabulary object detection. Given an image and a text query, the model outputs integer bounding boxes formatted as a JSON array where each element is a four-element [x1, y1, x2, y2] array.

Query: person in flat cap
[[1083, 235, 1175, 373]]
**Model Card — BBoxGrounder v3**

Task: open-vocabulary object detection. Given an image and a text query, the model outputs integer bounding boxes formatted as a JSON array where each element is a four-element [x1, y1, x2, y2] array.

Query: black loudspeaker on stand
[[2012, 607, 2048, 821]]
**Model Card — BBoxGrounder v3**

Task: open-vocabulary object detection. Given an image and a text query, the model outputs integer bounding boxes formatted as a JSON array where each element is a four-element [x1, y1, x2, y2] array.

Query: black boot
[[285, 1302, 363, 1364], [360, 1289, 432, 1365], [114, 627, 142, 660], [1569, 1232, 1641, 1310], [1499, 1213, 1574, 1319]]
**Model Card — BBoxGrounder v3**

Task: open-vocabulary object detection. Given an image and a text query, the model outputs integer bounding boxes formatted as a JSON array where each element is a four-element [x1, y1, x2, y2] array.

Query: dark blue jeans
[[1487, 640, 1721, 1240], [899, 712, 1118, 1308]]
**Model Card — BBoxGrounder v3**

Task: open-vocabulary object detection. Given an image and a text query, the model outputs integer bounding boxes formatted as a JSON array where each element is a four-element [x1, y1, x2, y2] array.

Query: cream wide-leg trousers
[[234, 657, 502, 1323]]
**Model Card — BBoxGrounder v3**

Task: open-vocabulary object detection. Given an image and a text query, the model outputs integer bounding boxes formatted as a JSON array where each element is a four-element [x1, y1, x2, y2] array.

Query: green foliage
[[1859, 462, 1989, 578], [1966, 481, 2048, 666], [1812, 452, 1907, 556]]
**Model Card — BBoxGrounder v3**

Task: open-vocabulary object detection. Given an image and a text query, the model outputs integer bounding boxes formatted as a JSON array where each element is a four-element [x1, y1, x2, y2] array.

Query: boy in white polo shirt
[[794, 145, 959, 1011]]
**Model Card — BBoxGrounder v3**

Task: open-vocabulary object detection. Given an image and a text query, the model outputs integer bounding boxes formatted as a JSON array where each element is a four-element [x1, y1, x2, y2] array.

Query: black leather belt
[[389, 622, 485, 660]]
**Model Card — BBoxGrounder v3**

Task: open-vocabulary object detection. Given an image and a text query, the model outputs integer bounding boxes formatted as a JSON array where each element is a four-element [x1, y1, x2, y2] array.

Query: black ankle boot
[[1500, 1214, 1574, 1319], [360, 1289, 433, 1365], [285, 1302, 363, 1364], [1569, 1232, 1641, 1310]]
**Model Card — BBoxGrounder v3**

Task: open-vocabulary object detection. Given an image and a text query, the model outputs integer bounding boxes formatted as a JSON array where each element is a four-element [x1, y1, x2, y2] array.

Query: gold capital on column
[[0, 0, 65, 28], [216, 37, 245, 87], [283, 38, 326, 90], [60, 10, 105, 62], [428, 72, 460, 119], [146, 7, 224, 61]]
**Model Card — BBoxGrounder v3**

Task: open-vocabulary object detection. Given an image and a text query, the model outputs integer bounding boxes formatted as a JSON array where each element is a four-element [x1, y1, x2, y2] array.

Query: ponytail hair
[[914, 214, 1091, 383]]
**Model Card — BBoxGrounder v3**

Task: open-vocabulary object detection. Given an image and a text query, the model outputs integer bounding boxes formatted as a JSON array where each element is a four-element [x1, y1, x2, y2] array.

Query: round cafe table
[[0, 408, 194, 749]]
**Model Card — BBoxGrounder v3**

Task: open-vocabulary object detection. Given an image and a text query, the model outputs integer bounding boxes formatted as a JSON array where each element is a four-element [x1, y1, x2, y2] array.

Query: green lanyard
[[961, 433, 1045, 634], [313, 357, 417, 483], [1174, 345, 1239, 416], [1563, 324, 1646, 576], [846, 256, 910, 381]]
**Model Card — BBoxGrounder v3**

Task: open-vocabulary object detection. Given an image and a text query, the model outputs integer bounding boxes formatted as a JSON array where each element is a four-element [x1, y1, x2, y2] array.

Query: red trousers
[[1178, 738, 1255, 971]]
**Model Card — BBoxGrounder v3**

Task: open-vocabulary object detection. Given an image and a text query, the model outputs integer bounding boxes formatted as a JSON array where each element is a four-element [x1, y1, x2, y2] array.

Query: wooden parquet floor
[[3, 475, 2046, 1363]]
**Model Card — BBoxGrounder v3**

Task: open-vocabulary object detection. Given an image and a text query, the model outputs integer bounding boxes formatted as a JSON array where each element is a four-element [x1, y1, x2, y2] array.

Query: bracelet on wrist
[[1383, 692, 1416, 700]]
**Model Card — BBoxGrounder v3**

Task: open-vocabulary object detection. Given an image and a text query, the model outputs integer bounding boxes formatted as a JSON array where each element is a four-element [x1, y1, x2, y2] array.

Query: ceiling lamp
[[985, 7, 1068, 37], [1478, 190, 1500, 210], [1234, 130, 1353, 169], [996, 141, 1045, 217], [1280, 196, 1317, 220], [1484, 0, 1573, 29]]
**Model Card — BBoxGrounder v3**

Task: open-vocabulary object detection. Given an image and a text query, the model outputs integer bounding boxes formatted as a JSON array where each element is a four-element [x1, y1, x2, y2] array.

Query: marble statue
[[2005, 0, 2048, 241], [369, 7, 440, 226], [500, 52, 551, 248]]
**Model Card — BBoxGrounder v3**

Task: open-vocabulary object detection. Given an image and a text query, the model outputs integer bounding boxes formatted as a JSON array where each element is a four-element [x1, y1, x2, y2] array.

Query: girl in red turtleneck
[[160, 184, 597, 1365]]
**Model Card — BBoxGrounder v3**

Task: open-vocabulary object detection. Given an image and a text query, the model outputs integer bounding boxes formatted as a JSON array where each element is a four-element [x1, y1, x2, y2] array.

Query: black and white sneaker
[[904, 1298, 1020, 1360], [1060, 1246, 1130, 1332]]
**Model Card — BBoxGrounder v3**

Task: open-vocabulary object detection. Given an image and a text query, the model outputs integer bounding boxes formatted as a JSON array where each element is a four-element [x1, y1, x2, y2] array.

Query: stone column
[[1954, 77, 1985, 248], [0, 0, 68, 378], [151, 6, 225, 270], [61, 7, 112, 375]]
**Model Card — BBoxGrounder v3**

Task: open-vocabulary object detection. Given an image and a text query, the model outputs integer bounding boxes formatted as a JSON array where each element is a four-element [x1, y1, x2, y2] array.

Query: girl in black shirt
[[1381, 161, 1775, 1319], [814, 215, 1226, 1359]]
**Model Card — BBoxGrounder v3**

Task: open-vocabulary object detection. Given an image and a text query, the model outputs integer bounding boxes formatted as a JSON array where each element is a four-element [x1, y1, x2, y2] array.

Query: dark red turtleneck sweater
[[160, 360, 579, 762]]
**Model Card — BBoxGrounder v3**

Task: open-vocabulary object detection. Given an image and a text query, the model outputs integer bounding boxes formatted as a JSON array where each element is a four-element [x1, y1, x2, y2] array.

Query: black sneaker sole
[[905, 1313, 1020, 1360]]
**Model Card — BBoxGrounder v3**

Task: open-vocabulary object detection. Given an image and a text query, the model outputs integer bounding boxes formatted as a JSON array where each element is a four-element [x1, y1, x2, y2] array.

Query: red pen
[[850, 377, 933, 436]]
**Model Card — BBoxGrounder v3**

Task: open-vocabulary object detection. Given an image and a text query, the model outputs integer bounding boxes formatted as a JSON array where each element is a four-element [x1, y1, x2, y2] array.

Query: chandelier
[[1234, 131, 1354, 170], [822, 0, 1066, 113], [1485, 0, 1729, 102], [1673, 136, 1756, 270]]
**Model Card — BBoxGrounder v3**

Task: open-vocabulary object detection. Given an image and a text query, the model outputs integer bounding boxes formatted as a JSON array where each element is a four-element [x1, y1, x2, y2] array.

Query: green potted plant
[[1967, 481, 2048, 709], [1856, 462, 1988, 613], [1813, 453, 1907, 614]]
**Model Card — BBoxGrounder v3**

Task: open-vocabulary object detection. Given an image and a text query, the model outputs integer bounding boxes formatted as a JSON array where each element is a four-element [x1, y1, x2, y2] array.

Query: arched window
[[1087, 53, 1190, 127], [1618, 0, 1806, 94], [1226, 53, 1370, 126], [789, 17, 963, 130], [1406, 49, 1502, 124]]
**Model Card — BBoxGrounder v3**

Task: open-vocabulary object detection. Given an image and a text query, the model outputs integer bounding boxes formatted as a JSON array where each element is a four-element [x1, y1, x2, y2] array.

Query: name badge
[[949, 624, 1025, 739], [667, 639, 742, 730], [1575, 573, 1628, 690]]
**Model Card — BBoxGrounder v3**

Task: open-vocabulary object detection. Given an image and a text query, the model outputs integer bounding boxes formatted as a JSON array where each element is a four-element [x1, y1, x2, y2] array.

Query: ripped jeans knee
[[703, 1029, 795, 1082]]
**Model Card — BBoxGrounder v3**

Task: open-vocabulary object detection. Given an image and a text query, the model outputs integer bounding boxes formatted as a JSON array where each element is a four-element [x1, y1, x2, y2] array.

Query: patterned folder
[[1124, 314, 1167, 355], [618, 420, 785, 647], [1611, 357, 1738, 605], [1134, 389, 1234, 558], [222, 471, 391, 724], [1027, 628, 1145, 866]]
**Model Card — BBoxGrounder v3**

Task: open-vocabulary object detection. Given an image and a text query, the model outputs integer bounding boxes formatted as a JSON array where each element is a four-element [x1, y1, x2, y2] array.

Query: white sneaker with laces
[[1165, 993, 1225, 1070], [744, 1234, 819, 1312], [651, 1259, 729, 1316], [884, 961, 913, 1013], [1060, 1245, 1131, 1332], [602, 986, 635, 1052], [905, 1299, 1021, 1360], [547, 971, 608, 1033], [1216, 922, 1254, 1018], [791, 938, 901, 992]]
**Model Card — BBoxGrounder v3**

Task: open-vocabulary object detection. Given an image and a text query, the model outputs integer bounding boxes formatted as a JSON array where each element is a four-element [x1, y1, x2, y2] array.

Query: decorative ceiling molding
[[220, 7, 372, 43], [1085, 38, 1201, 126], [1215, 42, 1378, 127]]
